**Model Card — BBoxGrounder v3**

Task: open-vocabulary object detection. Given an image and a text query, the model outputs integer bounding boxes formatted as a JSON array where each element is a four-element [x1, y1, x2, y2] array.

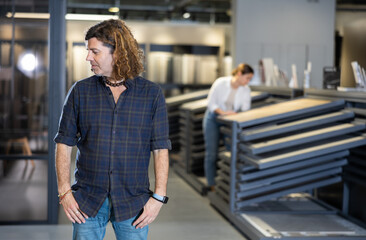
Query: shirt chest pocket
[[78, 97, 112, 137], [123, 110, 152, 131], [121, 97, 154, 128]]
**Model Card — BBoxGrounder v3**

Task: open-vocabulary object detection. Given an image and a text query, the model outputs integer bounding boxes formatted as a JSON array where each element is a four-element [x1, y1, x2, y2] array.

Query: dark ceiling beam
[[172, 0, 196, 9], [169, 0, 202, 13], [337, 4, 366, 11], [67, 3, 174, 12], [186, 6, 227, 13], [67, 2, 227, 14]]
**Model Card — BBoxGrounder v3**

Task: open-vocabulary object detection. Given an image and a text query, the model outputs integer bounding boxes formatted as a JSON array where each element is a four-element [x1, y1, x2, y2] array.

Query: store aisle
[[145, 170, 246, 240], [0, 166, 246, 240]]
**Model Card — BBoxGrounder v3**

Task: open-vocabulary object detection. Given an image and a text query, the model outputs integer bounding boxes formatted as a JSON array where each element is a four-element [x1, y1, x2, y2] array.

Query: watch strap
[[152, 193, 169, 204]]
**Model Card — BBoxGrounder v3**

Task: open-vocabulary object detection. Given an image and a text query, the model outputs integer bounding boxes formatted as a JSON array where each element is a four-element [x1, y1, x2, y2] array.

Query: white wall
[[66, 20, 229, 84], [232, 0, 336, 89], [67, 20, 228, 46]]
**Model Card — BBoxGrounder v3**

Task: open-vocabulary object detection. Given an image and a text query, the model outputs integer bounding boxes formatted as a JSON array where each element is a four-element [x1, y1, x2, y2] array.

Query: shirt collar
[[124, 77, 134, 89]]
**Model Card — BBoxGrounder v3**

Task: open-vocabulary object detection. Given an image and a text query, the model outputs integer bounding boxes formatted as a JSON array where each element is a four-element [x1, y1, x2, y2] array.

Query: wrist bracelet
[[58, 189, 72, 198], [58, 189, 72, 204]]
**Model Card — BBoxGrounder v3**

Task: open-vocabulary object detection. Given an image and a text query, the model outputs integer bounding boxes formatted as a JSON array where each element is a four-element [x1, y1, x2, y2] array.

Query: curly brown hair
[[85, 19, 144, 80]]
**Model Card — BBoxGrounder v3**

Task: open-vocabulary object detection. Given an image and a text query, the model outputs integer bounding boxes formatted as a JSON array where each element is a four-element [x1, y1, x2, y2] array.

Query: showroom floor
[[0, 160, 247, 240]]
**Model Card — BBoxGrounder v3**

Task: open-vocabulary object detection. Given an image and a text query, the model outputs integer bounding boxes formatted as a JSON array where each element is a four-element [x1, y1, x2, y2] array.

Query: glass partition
[[0, 2, 49, 223]]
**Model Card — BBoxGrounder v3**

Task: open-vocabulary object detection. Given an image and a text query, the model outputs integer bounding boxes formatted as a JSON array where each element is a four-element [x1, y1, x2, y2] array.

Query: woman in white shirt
[[203, 63, 254, 191]]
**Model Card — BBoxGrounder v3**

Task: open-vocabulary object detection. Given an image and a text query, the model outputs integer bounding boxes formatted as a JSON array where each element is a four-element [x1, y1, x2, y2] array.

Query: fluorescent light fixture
[[108, 7, 120, 13], [6, 12, 118, 21], [65, 14, 119, 21], [6, 12, 50, 19]]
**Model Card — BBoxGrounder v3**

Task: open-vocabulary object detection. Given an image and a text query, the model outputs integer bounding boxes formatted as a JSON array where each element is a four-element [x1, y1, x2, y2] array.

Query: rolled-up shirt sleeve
[[150, 88, 171, 151], [54, 83, 79, 146]]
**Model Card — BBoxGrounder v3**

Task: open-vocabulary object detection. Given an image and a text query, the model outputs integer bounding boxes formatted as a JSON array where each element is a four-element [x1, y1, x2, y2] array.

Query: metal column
[[48, 0, 66, 224]]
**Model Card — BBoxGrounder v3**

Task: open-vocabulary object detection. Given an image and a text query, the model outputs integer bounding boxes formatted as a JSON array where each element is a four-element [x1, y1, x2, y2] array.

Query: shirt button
[[113, 130, 116, 134], [109, 170, 113, 174], [111, 151, 114, 154]]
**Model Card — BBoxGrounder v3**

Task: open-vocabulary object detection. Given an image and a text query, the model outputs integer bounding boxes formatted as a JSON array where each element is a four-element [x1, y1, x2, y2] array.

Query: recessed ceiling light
[[109, 7, 120, 13]]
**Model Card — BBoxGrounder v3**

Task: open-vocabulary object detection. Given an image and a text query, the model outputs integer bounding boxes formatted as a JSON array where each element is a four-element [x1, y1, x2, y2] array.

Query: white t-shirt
[[207, 76, 251, 113], [225, 88, 238, 111]]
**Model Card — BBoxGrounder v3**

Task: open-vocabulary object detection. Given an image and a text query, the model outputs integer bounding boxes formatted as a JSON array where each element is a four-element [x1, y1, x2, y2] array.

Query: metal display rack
[[209, 96, 366, 239], [305, 89, 366, 224], [344, 146, 366, 189], [250, 85, 304, 100], [174, 98, 208, 194], [173, 91, 271, 195], [165, 89, 210, 162]]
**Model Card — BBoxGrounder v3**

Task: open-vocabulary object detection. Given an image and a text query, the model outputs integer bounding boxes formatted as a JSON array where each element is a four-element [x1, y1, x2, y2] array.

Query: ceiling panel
[[0, 0, 365, 24]]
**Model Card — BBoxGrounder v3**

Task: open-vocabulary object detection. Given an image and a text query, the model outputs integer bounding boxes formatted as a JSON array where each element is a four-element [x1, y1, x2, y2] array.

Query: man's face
[[86, 37, 114, 77]]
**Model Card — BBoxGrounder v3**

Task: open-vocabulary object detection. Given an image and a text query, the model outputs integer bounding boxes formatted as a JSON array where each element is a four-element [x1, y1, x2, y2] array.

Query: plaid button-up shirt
[[54, 75, 171, 221]]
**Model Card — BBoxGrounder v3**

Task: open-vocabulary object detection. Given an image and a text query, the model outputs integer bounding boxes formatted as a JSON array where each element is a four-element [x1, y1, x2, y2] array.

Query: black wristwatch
[[151, 193, 169, 204]]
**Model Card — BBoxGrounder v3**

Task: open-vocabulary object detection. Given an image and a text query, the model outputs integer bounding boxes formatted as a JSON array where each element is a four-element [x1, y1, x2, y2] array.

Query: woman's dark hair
[[85, 19, 144, 80], [231, 63, 254, 76]]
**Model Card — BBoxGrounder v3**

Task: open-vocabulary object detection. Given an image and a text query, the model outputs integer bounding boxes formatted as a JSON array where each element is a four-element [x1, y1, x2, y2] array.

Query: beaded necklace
[[103, 77, 125, 87]]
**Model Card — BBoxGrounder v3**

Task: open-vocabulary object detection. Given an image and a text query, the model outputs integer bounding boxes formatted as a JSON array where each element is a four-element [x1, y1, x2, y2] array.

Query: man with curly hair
[[54, 19, 171, 240]]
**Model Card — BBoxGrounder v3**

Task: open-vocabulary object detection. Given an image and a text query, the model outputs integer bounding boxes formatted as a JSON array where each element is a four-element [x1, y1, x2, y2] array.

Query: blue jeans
[[203, 110, 224, 186], [73, 197, 148, 240]]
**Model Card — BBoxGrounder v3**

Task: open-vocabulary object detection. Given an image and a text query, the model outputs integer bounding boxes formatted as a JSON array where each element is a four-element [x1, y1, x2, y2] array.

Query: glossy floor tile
[[0, 165, 246, 240]]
